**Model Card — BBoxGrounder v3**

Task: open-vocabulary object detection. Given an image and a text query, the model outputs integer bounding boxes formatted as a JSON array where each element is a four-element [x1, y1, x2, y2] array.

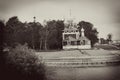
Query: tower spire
[[81, 28, 85, 37], [33, 16, 36, 23]]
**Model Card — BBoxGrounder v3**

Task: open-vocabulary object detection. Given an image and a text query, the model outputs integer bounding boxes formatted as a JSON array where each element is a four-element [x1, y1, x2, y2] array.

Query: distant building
[[113, 40, 120, 44], [99, 38, 108, 44], [62, 19, 91, 49], [99, 38, 114, 44]]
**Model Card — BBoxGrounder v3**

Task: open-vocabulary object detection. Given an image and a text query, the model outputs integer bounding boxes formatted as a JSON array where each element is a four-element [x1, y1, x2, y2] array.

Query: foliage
[[4, 16, 99, 50], [0, 20, 4, 52], [5, 44, 46, 80], [4, 16, 65, 50], [27, 22, 43, 49], [107, 33, 112, 41], [0, 20, 6, 80], [46, 20, 64, 49], [39, 20, 64, 50], [4, 16, 43, 49], [4, 16, 26, 46], [78, 21, 99, 47]]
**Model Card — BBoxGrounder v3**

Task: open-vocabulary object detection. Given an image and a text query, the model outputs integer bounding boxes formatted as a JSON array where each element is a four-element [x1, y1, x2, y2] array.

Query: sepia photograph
[[0, 0, 120, 80]]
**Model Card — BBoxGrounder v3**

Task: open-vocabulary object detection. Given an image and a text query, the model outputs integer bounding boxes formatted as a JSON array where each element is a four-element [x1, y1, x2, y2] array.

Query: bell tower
[[81, 28, 85, 37]]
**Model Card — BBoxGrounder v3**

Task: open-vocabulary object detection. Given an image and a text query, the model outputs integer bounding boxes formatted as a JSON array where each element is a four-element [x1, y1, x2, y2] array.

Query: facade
[[62, 20, 91, 49]]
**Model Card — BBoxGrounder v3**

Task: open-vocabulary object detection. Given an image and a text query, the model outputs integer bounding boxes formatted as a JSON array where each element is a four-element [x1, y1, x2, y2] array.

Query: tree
[[5, 16, 43, 49], [43, 20, 64, 50], [56, 20, 65, 49], [78, 21, 98, 47], [47, 20, 58, 49], [5, 16, 26, 47], [27, 22, 43, 49], [107, 33, 112, 44], [5, 44, 46, 80], [0, 20, 4, 52], [0, 20, 5, 80], [39, 27, 46, 50]]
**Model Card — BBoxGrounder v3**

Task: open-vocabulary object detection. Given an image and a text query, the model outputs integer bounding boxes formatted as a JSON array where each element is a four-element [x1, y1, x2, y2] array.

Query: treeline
[[3, 16, 64, 50], [1, 16, 98, 50]]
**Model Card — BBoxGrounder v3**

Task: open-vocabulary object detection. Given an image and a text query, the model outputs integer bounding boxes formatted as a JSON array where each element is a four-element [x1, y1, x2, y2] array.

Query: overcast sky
[[0, 0, 120, 40]]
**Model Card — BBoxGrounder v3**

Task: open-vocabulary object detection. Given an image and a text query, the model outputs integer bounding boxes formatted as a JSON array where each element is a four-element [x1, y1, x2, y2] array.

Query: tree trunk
[[44, 29, 49, 50], [44, 39, 47, 50], [32, 33, 35, 49], [40, 39, 42, 50]]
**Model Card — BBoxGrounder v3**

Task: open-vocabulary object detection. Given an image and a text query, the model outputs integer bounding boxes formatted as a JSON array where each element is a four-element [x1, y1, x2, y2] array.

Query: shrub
[[5, 44, 46, 80]]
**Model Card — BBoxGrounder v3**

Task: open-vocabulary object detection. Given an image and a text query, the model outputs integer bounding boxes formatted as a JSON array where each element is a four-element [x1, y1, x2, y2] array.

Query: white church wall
[[63, 45, 91, 49]]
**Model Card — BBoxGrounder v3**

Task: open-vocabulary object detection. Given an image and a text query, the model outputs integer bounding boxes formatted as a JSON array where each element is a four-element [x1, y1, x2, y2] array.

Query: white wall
[[63, 45, 91, 49]]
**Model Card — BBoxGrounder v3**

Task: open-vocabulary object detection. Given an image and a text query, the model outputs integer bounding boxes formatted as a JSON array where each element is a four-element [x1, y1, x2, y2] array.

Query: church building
[[62, 19, 91, 49]]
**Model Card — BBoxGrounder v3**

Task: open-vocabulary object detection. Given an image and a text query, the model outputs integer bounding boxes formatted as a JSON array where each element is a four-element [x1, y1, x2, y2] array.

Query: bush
[[4, 44, 46, 80]]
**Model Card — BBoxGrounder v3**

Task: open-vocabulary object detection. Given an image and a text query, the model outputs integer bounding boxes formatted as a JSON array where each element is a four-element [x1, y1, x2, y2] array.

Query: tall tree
[[44, 20, 64, 50], [56, 20, 65, 49], [27, 22, 43, 49], [39, 27, 46, 50], [107, 33, 112, 44], [0, 20, 6, 80], [5, 16, 26, 47], [78, 21, 98, 47], [47, 20, 58, 49], [0, 20, 4, 52]]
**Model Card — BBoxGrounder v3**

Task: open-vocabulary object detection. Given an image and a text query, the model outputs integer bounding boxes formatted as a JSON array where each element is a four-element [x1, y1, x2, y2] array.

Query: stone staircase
[[42, 56, 120, 67]]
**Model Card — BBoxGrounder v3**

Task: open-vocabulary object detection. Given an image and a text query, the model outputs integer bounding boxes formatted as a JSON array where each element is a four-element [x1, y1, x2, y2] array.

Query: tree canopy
[[0, 20, 5, 52], [78, 21, 99, 47], [4, 16, 65, 50], [3, 16, 98, 50]]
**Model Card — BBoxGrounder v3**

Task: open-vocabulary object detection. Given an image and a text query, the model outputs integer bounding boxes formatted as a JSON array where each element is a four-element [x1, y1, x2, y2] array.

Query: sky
[[0, 0, 120, 40]]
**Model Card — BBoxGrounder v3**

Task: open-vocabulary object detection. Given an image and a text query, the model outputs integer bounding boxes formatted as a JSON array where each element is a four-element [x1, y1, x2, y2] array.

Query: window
[[77, 41, 80, 45], [83, 40, 85, 45], [71, 41, 75, 45], [63, 41, 67, 46]]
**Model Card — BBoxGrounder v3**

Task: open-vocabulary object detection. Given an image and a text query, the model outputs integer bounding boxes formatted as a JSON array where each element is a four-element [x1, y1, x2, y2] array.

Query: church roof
[[64, 36, 77, 41], [68, 36, 77, 41], [78, 36, 90, 41], [63, 27, 78, 31]]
